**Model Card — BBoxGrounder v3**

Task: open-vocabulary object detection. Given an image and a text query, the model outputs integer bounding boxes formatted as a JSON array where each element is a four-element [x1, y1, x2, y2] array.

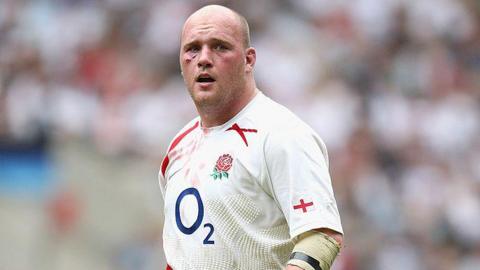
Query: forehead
[[181, 13, 241, 44]]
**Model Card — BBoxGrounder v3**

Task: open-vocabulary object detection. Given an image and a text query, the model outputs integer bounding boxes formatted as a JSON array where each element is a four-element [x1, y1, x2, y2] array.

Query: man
[[159, 5, 343, 270]]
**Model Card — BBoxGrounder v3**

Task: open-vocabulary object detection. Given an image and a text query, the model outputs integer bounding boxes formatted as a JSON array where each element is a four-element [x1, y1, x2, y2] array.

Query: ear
[[245, 47, 256, 73]]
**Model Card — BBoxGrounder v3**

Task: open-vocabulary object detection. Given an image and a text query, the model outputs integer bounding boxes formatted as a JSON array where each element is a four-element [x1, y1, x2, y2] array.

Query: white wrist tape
[[287, 231, 341, 270]]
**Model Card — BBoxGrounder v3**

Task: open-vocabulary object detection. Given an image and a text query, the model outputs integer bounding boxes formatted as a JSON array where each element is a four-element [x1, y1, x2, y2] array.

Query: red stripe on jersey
[[166, 265, 173, 270], [161, 121, 199, 177], [161, 155, 170, 177]]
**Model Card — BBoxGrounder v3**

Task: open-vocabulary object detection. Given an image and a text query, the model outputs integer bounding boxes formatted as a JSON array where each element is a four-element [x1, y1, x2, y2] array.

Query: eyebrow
[[182, 37, 234, 51], [182, 41, 196, 51], [210, 38, 233, 47]]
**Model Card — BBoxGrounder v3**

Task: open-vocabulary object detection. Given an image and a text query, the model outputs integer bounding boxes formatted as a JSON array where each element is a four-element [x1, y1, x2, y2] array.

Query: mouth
[[196, 74, 216, 84]]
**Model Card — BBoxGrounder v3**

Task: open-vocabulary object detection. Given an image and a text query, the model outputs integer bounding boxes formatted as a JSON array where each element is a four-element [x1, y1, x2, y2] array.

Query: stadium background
[[1, 0, 479, 269]]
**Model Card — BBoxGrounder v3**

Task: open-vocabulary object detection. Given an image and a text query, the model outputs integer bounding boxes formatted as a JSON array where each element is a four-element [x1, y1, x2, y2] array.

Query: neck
[[198, 86, 258, 128]]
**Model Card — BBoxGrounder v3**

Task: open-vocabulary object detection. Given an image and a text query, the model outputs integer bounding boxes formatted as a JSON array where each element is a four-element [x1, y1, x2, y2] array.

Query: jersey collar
[[199, 90, 263, 134]]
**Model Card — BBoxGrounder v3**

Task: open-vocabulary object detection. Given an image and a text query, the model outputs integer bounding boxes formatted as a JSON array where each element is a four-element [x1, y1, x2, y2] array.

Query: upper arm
[[263, 129, 343, 238]]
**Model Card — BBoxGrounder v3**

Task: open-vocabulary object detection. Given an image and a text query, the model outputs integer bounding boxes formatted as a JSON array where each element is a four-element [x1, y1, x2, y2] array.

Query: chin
[[192, 91, 219, 106]]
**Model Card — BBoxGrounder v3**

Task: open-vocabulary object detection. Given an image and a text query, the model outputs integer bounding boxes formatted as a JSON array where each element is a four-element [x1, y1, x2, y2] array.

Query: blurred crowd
[[1, 0, 479, 270]]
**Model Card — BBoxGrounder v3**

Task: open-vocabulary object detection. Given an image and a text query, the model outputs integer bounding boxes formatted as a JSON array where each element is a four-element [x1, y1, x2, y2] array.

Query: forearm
[[286, 229, 343, 270]]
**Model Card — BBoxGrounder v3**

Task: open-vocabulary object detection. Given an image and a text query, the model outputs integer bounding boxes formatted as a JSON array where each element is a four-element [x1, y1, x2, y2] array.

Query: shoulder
[[251, 93, 328, 160], [165, 117, 200, 152], [251, 92, 312, 132], [252, 93, 320, 140], [160, 117, 200, 177]]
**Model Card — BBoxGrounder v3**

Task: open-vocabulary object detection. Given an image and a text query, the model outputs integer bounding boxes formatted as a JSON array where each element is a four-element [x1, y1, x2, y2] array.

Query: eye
[[185, 45, 199, 53], [214, 44, 228, 51]]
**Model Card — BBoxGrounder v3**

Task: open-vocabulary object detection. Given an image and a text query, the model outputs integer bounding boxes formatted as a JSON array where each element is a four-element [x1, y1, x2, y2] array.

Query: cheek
[[229, 59, 247, 80], [221, 57, 243, 75], [181, 53, 196, 72], [181, 62, 194, 79], [184, 52, 196, 62]]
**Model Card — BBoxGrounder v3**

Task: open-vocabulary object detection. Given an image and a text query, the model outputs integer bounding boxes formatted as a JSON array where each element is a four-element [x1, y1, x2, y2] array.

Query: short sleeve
[[158, 168, 166, 198], [263, 129, 343, 238]]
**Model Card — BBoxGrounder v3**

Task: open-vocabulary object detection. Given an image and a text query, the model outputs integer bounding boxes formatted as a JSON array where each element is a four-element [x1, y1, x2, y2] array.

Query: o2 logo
[[175, 187, 214, 245]]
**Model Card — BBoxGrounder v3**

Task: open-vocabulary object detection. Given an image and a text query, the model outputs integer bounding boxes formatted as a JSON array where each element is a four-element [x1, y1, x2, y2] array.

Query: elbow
[[316, 228, 344, 248]]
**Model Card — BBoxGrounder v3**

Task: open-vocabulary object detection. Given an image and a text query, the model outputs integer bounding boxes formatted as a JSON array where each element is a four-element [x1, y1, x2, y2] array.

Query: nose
[[197, 46, 213, 69]]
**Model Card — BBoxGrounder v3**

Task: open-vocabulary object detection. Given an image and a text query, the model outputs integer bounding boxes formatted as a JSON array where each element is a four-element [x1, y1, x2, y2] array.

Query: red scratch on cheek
[[185, 53, 196, 62]]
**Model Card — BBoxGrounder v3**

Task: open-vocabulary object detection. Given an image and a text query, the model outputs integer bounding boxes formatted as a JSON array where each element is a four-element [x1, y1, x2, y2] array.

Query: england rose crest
[[211, 154, 233, 180]]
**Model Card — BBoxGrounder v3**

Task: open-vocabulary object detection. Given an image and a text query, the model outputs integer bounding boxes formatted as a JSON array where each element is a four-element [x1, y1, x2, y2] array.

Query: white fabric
[[159, 91, 343, 270]]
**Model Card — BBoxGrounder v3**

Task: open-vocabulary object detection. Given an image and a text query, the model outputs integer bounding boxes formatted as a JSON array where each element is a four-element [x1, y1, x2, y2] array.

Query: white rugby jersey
[[159, 91, 343, 270]]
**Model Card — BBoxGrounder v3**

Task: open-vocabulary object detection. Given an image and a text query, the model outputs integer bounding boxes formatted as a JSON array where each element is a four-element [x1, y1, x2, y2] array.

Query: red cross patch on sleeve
[[293, 198, 316, 213]]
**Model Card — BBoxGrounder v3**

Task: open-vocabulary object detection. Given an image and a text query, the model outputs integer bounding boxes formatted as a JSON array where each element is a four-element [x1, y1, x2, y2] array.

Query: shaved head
[[179, 4, 257, 127], [182, 5, 251, 48]]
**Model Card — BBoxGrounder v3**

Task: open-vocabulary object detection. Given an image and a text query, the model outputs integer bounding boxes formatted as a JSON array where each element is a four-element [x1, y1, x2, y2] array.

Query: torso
[[160, 92, 343, 269]]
